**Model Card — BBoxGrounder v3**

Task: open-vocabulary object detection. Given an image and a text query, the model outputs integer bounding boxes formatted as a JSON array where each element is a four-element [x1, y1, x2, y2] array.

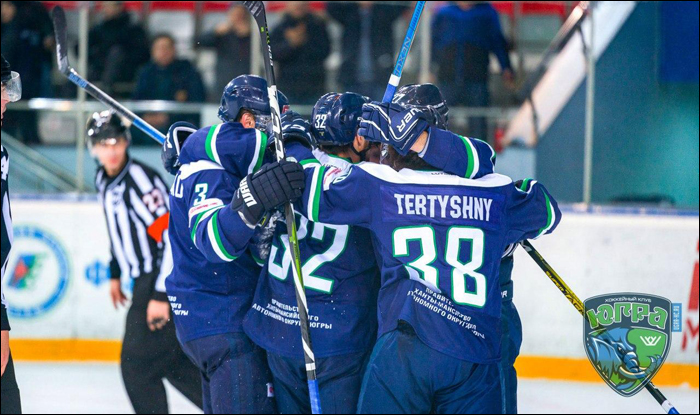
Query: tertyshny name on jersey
[[394, 193, 494, 222]]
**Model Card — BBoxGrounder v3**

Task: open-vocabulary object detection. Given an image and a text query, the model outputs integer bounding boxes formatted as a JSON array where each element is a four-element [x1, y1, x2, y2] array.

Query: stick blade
[[51, 6, 70, 74]]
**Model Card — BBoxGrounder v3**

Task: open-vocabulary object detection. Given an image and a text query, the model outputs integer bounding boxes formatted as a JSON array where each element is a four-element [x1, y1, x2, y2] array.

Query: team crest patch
[[583, 293, 672, 397]]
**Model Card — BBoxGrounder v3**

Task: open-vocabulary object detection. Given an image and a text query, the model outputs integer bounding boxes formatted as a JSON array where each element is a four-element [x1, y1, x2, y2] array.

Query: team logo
[[584, 293, 672, 397], [3, 226, 70, 318]]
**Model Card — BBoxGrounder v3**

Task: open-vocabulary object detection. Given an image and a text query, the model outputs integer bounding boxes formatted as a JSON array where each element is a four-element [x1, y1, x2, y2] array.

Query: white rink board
[[3, 198, 127, 340], [513, 209, 699, 365], [3, 198, 699, 366]]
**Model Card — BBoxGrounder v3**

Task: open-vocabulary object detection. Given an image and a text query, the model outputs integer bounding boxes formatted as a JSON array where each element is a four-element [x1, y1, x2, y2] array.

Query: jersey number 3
[[393, 226, 487, 308]]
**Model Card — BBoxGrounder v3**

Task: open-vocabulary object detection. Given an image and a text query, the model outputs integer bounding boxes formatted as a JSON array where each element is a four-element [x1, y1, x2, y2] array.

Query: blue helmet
[[392, 83, 449, 129], [218, 75, 270, 123], [311, 92, 370, 146], [218, 75, 291, 124]]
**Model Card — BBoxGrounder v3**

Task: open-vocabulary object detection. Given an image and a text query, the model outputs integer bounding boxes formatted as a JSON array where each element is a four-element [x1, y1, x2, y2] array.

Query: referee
[[2, 54, 23, 415], [88, 110, 202, 414]]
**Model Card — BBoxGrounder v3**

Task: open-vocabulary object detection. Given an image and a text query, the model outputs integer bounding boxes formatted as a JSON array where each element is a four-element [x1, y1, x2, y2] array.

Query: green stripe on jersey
[[537, 193, 554, 238], [253, 131, 268, 173], [205, 125, 221, 164], [459, 135, 477, 179], [311, 166, 326, 222], [190, 206, 222, 244], [210, 211, 237, 261], [520, 179, 532, 192], [300, 159, 322, 168]]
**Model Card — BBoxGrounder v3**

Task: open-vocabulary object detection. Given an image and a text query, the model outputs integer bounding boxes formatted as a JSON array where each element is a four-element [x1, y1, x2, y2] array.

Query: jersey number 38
[[393, 226, 487, 308]]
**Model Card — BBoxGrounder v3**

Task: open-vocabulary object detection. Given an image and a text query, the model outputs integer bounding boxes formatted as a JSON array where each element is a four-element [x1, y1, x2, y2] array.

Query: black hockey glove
[[232, 160, 306, 228], [162, 121, 197, 175]]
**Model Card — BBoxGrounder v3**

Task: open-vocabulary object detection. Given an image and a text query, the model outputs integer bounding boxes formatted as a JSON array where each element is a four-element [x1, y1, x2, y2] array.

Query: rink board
[[3, 197, 698, 387]]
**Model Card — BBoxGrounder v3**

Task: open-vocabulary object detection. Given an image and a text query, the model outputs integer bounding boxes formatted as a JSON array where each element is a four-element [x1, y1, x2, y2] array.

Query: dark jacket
[[327, 3, 407, 90], [270, 13, 330, 104], [432, 3, 511, 84], [197, 30, 251, 100], [88, 12, 150, 84], [0, 1, 53, 99], [133, 59, 206, 103]]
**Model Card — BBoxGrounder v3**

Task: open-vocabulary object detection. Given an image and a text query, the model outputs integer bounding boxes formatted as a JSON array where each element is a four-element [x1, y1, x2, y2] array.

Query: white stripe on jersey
[[307, 166, 321, 222], [154, 177, 170, 210], [130, 188, 156, 226], [115, 197, 141, 278], [104, 189, 131, 278], [129, 163, 155, 195], [130, 210, 154, 274], [155, 229, 173, 294], [1, 192, 12, 283], [355, 162, 513, 188], [179, 160, 224, 181], [207, 216, 234, 262]]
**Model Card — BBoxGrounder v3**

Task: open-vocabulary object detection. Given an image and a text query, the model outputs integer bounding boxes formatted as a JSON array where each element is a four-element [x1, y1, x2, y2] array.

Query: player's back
[[299, 156, 560, 365], [243, 149, 380, 358]]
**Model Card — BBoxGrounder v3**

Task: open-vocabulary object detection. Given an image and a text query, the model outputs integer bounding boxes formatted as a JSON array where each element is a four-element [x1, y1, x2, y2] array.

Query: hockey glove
[[232, 160, 306, 228], [358, 101, 430, 156], [281, 111, 316, 149], [162, 121, 197, 175]]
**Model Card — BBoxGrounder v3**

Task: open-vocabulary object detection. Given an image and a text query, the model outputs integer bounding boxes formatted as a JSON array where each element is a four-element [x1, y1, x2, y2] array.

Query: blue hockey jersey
[[179, 126, 498, 358], [243, 150, 381, 358], [287, 142, 561, 364], [166, 122, 270, 344]]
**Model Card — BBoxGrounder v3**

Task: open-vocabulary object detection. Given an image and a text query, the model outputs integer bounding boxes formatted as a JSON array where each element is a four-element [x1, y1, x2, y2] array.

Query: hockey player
[[392, 83, 522, 414], [161, 90, 289, 177], [178, 88, 500, 413], [242, 92, 381, 414], [87, 111, 203, 414], [281, 101, 561, 414], [1, 53, 22, 415], [165, 74, 304, 414]]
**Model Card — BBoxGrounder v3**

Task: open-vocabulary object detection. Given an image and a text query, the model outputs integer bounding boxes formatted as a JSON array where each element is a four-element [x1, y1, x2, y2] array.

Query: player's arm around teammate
[[283, 104, 562, 414]]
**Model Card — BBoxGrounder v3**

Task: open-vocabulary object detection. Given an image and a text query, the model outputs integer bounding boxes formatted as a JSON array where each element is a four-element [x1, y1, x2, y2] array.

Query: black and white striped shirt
[[96, 157, 172, 301], [1, 145, 13, 331]]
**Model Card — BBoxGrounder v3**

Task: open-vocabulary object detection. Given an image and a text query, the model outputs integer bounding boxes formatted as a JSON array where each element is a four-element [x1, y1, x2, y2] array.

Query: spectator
[[197, 4, 251, 100], [1, 1, 53, 144], [270, 2, 330, 104], [133, 34, 205, 144], [327, 1, 408, 100], [88, 1, 150, 95], [432, 1, 514, 141]]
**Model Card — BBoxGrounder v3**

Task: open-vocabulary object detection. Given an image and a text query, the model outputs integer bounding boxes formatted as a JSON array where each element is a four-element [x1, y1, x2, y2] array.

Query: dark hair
[[319, 144, 352, 157], [151, 33, 176, 48], [385, 146, 437, 172]]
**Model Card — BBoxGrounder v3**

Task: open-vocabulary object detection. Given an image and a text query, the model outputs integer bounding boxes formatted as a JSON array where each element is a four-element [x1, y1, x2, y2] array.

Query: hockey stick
[[521, 241, 680, 414], [382, 1, 426, 103], [51, 6, 165, 145], [241, 2, 322, 414]]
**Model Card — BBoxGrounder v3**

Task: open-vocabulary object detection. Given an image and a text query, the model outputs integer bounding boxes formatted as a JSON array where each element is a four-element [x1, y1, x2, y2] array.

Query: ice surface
[[13, 362, 700, 414]]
